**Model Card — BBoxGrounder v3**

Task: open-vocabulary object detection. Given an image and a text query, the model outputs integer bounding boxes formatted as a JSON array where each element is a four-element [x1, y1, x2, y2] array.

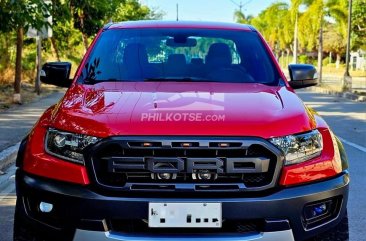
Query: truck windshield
[[79, 28, 280, 85]]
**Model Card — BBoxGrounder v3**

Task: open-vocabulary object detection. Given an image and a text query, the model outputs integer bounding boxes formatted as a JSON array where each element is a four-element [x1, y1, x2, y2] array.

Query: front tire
[[13, 199, 40, 241], [13, 199, 73, 241]]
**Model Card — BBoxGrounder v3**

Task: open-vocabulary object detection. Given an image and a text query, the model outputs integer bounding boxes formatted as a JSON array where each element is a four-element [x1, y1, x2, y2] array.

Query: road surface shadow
[[0, 194, 16, 241]]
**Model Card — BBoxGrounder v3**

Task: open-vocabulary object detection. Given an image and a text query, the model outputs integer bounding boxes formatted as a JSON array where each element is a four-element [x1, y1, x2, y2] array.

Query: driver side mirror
[[40, 62, 73, 88], [288, 64, 318, 89]]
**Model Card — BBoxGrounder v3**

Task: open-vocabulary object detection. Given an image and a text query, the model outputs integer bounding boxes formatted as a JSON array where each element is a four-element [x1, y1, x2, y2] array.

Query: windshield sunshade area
[[79, 28, 280, 84]]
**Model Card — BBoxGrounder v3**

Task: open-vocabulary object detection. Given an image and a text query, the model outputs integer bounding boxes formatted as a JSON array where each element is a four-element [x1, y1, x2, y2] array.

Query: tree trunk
[[13, 27, 23, 104], [79, 13, 89, 52], [3, 36, 11, 68], [81, 32, 89, 53], [329, 52, 332, 65], [336, 54, 341, 69], [317, 21, 323, 83], [35, 34, 42, 95], [293, 12, 298, 64], [51, 36, 60, 61]]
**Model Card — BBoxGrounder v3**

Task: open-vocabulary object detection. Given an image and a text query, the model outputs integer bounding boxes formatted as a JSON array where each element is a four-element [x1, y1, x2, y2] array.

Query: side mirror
[[288, 64, 318, 89], [40, 62, 72, 88]]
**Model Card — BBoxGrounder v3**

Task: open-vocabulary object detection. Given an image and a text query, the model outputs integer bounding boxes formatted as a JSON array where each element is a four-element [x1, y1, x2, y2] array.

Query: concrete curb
[[0, 164, 16, 189], [308, 86, 366, 102], [0, 143, 20, 173]]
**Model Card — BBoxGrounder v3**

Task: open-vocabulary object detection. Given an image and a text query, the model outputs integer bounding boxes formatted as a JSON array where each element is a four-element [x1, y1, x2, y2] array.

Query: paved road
[[0, 92, 65, 151], [0, 90, 365, 241], [296, 90, 366, 241]]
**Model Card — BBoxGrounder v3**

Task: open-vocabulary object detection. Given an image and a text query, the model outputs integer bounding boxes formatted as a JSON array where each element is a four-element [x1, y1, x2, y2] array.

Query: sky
[[141, 0, 290, 23]]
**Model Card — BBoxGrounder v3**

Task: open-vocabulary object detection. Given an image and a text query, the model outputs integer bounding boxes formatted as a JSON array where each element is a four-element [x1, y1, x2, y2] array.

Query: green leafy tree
[[297, 0, 324, 80], [48, 0, 72, 61], [298, 0, 348, 75], [114, 0, 163, 22], [248, 0, 313, 63], [46, 0, 163, 64], [0, 0, 50, 103], [246, 2, 291, 63], [234, 10, 253, 24], [70, 0, 121, 51], [68, 0, 162, 52], [248, 2, 290, 48], [352, 0, 366, 50], [298, 0, 323, 51], [327, 0, 348, 68], [324, 24, 347, 58], [290, 0, 303, 63]]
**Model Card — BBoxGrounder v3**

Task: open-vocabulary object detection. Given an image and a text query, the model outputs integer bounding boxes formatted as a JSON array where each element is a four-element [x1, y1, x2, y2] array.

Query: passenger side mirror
[[288, 64, 318, 89], [40, 62, 73, 88]]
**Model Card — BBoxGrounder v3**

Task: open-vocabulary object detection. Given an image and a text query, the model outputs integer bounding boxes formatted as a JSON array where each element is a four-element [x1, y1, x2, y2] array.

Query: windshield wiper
[[83, 78, 121, 85], [144, 77, 211, 82]]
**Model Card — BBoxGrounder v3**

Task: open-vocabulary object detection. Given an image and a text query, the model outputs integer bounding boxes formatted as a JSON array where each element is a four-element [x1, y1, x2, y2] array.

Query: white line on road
[[0, 184, 15, 202], [338, 137, 366, 153], [0, 165, 16, 202]]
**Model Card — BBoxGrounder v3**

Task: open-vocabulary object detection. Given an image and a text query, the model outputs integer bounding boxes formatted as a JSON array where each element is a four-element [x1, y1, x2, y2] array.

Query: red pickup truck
[[14, 21, 349, 241]]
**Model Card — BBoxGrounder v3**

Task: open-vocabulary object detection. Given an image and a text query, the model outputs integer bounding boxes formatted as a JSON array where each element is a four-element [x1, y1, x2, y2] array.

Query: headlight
[[45, 129, 100, 164], [269, 129, 323, 165]]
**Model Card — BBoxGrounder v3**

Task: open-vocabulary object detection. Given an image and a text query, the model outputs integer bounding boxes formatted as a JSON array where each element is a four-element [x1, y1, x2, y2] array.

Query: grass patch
[[0, 81, 61, 112]]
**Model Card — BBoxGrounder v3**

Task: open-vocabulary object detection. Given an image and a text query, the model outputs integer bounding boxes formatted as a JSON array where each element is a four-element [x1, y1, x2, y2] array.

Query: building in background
[[350, 50, 366, 71]]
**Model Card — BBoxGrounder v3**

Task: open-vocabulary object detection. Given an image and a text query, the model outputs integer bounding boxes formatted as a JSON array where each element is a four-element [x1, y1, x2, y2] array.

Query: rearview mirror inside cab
[[166, 36, 197, 47]]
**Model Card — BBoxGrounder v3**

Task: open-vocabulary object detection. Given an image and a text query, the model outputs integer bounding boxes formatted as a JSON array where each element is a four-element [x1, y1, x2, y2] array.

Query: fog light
[[192, 170, 217, 180], [157, 173, 171, 180], [313, 203, 327, 216], [198, 171, 212, 180], [304, 200, 332, 221], [39, 202, 53, 213], [303, 197, 342, 229]]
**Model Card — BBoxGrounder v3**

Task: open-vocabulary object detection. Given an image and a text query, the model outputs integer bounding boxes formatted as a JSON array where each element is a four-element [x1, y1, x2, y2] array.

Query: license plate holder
[[148, 202, 222, 228]]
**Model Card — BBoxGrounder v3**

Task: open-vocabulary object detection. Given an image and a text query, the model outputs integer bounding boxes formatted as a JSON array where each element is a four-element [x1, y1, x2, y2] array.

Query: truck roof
[[105, 20, 255, 31]]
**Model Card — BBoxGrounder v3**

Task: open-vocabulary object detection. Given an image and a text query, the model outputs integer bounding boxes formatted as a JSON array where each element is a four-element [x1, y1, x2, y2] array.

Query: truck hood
[[50, 82, 316, 139]]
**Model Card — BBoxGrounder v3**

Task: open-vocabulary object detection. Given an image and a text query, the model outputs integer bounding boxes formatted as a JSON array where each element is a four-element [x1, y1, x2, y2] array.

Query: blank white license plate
[[148, 202, 222, 228]]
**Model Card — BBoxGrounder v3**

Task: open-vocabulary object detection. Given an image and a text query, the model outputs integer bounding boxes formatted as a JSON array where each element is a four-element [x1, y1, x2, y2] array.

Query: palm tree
[[262, 2, 289, 56], [299, 0, 347, 83], [243, 2, 291, 66], [326, 0, 348, 68], [316, 0, 347, 82], [298, 0, 324, 80], [290, 0, 315, 63], [234, 10, 253, 24], [290, 0, 303, 63]]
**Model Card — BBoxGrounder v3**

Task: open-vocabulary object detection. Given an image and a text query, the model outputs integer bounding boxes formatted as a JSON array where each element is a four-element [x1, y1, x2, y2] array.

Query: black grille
[[86, 137, 283, 193]]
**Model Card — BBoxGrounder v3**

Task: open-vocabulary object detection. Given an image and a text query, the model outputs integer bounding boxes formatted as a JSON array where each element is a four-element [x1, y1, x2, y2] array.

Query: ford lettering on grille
[[107, 157, 270, 174]]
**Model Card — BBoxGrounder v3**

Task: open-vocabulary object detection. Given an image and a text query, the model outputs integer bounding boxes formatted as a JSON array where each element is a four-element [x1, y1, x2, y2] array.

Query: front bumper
[[73, 229, 295, 241], [16, 170, 349, 241]]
